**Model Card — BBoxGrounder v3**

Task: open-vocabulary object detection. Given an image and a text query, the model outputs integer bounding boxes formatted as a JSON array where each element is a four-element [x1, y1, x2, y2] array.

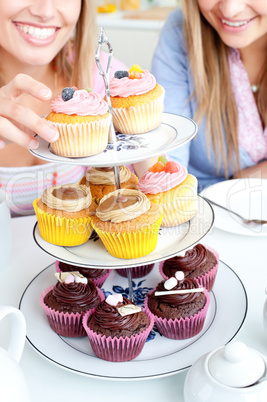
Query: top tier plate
[[30, 113, 197, 167]]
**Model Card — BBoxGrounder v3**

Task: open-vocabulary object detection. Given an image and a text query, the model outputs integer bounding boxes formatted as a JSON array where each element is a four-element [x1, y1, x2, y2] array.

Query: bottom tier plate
[[19, 260, 247, 380]]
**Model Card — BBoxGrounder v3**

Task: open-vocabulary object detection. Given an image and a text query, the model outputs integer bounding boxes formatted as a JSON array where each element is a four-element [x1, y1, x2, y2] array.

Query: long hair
[[182, 0, 267, 177], [56, 0, 97, 89]]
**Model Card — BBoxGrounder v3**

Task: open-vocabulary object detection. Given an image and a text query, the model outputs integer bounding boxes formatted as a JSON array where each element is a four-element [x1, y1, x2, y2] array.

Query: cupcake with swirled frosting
[[40, 271, 104, 337], [82, 294, 154, 361], [46, 87, 111, 157], [92, 188, 163, 259], [159, 244, 219, 292], [109, 65, 165, 134], [145, 271, 210, 339], [138, 159, 198, 227], [33, 183, 97, 246], [79, 165, 138, 204]]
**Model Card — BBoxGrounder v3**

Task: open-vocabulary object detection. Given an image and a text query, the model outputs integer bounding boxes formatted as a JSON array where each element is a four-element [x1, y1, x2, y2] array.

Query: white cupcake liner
[[50, 115, 111, 157], [112, 89, 165, 134]]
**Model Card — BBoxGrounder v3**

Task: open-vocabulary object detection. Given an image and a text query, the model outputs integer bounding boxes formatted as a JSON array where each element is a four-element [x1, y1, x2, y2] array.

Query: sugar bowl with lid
[[184, 341, 267, 402]]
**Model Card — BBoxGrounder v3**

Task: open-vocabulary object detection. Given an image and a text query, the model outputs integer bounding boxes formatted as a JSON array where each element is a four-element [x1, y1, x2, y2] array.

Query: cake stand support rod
[[126, 269, 134, 302], [95, 28, 134, 302]]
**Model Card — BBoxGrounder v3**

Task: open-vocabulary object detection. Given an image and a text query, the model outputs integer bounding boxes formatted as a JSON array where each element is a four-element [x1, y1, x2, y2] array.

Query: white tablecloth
[[0, 215, 267, 402]]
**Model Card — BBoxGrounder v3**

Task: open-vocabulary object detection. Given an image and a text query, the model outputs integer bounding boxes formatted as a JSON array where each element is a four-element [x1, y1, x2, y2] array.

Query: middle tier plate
[[33, 195, 214, 268]]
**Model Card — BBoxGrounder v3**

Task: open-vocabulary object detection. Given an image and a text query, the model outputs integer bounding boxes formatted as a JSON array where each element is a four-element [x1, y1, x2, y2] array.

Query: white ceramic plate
[[19, 260, 247, 380], [29, 113, 197, 167], [33, 196, 213, 269], [200, 179, 267, 236]]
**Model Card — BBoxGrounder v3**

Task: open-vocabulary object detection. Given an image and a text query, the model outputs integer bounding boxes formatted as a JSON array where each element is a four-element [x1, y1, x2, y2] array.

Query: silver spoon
[[201, 196, 267, 226]]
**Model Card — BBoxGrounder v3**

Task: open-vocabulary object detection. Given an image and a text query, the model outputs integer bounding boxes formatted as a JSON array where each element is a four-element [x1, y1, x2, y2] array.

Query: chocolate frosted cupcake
[[116, 264, 155, 278], [92, 189, 163, 259], [33, 183, 97, 246], [79, 166, 138, 204], [83, 294, 154, 361], [40, 272, 104, 337], [159, 244, 219, 292], [55, 260, 111, 288], [145, 271, 210, 339]]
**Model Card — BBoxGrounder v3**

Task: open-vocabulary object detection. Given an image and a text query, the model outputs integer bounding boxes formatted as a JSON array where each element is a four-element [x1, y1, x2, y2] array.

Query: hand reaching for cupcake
[[0, 74, 59, 150]]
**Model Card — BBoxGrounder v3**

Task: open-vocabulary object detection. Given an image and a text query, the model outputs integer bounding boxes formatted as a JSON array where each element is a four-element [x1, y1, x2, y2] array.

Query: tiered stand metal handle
[[95, 28, 134, 301]]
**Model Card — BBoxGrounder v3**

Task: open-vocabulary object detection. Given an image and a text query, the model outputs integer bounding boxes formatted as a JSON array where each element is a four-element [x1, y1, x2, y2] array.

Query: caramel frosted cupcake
[[33, 183, 97, 246], [79, 165, 138, 204], [92, 189, 163, 259], [83, 294, 154, 361], [145, 272, 210, 340], [55, 260, 111, 289], [46, 88, 110, 157], [40, 271, 104, 337], [159, 244, 219, 292], [109, 65, 164, 134]]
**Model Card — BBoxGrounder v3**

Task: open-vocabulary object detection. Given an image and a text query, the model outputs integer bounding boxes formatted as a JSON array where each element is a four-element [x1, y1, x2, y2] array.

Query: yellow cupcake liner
[[92, 214, 163, 259], [160, 197, 198, 227], [112, 89, 165, 134], [33, 199, 93, 246], [50, 115, 111, 157]]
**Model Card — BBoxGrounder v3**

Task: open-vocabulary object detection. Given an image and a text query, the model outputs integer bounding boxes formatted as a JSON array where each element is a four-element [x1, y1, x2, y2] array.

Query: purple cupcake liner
[[116, 263, 155, 278], [144, 288, 210, 340], [159, 245, 219, 292], [82, 308, 154, 362], [40, 285, 105, 337], [55, 260, 111, 289]]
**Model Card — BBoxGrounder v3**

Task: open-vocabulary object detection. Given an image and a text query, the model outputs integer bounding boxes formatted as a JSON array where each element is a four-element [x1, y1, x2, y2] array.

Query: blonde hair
[[182, 0, 267, 177], [56, 0, 97, 89]]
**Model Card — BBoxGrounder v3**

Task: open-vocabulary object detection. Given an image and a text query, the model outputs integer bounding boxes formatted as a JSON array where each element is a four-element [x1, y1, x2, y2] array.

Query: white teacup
[[0, 189, 12, 271]]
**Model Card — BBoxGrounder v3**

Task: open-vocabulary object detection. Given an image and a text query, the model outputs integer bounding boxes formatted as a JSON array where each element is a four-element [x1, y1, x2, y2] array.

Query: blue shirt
[[151, 8, 254, 191]]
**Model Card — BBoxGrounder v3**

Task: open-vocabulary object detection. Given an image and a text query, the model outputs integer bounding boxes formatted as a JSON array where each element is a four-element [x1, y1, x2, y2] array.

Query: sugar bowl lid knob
[[208, 341, 266, 387]]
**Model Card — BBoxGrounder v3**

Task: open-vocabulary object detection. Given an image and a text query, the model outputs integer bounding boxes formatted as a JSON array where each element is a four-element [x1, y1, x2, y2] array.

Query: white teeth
[[16, 23, 56, 39], [222, 19, 249, 27]]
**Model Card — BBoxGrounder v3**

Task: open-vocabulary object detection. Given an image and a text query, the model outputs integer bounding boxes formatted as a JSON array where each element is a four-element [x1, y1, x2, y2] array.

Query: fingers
[[0, 74, 59, 146], [3, 73, 53, 102]]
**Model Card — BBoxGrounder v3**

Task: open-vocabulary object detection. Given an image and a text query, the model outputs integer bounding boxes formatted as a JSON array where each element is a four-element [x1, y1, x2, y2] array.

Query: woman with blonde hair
[[0, 0, 126, 215], [152, 0, 267, 191]]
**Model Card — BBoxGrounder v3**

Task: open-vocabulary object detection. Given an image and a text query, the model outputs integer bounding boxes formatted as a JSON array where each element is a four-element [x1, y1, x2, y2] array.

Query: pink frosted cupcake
[[83, 294, 154, 362], [40, 271, 104, 337], [55, 260, 111, 289], [110, 65, 165, 134], [138, 159, 198, 227], [116, 263, 155, 278], [145, 272, 210, 340], [46, 87, 111, 157], [159, 244, 219, 292]]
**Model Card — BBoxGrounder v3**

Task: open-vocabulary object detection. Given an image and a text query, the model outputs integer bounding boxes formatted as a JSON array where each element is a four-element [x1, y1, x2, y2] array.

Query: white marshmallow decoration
[[175, 271, 185, 281], [164, 277, 178, 290]]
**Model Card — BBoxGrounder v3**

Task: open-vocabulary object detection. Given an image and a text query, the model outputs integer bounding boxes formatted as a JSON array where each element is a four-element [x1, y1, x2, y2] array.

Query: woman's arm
[[233, 160, 267, 179], [0, 74, 59, 149]]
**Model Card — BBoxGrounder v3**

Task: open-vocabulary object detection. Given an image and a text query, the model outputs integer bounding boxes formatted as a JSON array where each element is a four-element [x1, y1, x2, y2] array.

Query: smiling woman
[[152, 0, 267, 191], [0, 0, 127, 215]]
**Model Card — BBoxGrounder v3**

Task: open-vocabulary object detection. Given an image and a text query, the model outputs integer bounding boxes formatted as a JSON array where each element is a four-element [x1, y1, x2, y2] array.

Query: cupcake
[[79, 165, 138, 204], [159, 244, 219, 292], [83, 293, 154, 361], [145, 272, 210, 340], [33, 183, 97, 246], [46, 87, 111, 157], [138, 158, 198, 227], [55, 260, 111, 289], [92, 189, 163, 259], [116, 263, 155, 278], [109, 65, 165, 134], [40, 271, 104, 337]]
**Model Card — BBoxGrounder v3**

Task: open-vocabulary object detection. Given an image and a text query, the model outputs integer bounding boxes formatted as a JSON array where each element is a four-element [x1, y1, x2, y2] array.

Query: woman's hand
[[0, 74, 59, 150], [233, 160, 267, 179]]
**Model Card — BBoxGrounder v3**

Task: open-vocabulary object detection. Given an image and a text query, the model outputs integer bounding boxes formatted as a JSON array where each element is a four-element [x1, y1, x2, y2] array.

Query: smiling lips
[[15, 22, 57, 40], [221, 17, 254, 28]]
